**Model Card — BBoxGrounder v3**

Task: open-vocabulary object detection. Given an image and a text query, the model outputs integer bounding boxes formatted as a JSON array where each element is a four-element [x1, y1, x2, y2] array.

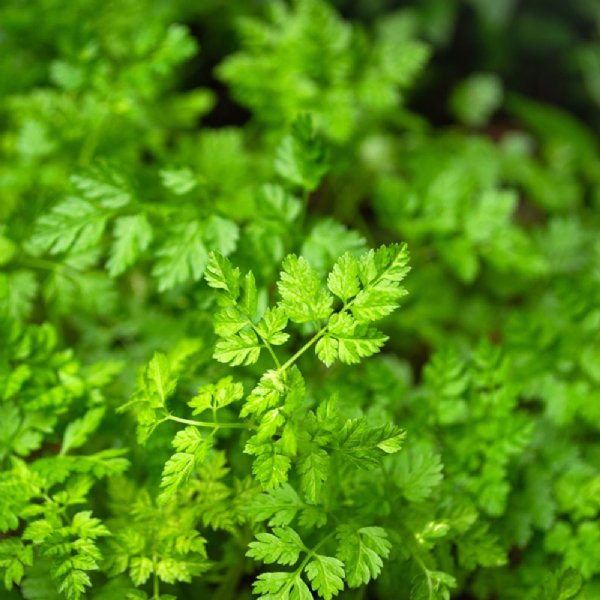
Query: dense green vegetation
[[1, 1, 600, 598]]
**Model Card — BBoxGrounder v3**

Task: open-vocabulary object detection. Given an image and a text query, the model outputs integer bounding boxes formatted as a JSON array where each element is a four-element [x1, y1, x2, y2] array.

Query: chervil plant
[[114, 244, 409, 598], [1, 0, 600, 599]]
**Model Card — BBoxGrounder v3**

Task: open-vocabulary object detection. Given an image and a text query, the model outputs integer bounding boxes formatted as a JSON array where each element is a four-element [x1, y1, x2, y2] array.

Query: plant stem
[[152, 559, 160, 599], [249, 322, 281, 368], [302, 189, 310, 214], [276, 531, 335, 597], [274, 253, 399, 375], [262, 338, 282, 368], [413, 553, 434, 599], [166, 415, 249, 430], [278, 325, 327, 373]]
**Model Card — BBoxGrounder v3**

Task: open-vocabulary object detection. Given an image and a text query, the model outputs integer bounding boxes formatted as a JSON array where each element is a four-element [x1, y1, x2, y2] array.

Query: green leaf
[[0, 539, 33, 590], [255, 409, 286, 442], [159, 168, 197, 195], [61, 407, 105, 454], [145, 352, 176, 405], [188, 377, 244, 416], [70, 510, 110, 538], [70, 167, 132, 209], [56, 569, 91, 600], [30, 198, 107, 255], [22, 520, 53, 544], [171, 426, 205, 453], [107, 214, 153, 276], [450, 73, 503, 127], [278, 255, 333, 323], [393, 443, 443, 502], [318, 313, 388, 366], [155, 557, 197, 584], [252, 571, 295, 599], [256, 307, 290, 346], [16, 120, 55, 158], [535, 569, 586, 600], [203, 215, 240, 257], [245, 485, 303, 527], [159, 427, 211, 502], [242, 367, 305, 420], [327, 253, 361, 303], [465, 189, 517, 245], [336, 420, 405, 470], [41, 511, 109, 600], [302, 220, 366, 275], [411, 569, 457, 600], [315, 336, 338, 368], [457, 523, 507, 569], [241, 370, 287, 418], [275, 114, 329, 192], [352, 243, 410, 323], [252, 451, 292, 490], [214, 329, 262, 366], [152, 222, 208, 291], [290, 578, 313, 600], [205, 252, 241, 298], [213, 306, 247, 338], [159, 452, 197, 501], [247, 527, 305, 566], [0, 271, 38, 322], [298, 449, 330, 503], [129, 557, 153, 586], [305, 554, 345, 600], [239, 272, 258, 317], [335, 526, 391, 588], [253, 571, 312, 600]]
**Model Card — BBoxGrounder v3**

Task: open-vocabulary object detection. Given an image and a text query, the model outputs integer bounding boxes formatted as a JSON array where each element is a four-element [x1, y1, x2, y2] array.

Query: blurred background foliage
[[1, 0, 600, 598]]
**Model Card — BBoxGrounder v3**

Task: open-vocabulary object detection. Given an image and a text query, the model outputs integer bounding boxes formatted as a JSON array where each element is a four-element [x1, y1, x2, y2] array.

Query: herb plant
[[1, 1, 599, 599]]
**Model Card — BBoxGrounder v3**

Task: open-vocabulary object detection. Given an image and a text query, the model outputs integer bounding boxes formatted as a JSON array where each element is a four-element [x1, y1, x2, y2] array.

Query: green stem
[[152, 559, 160, 599], [166, 415, 249, 430], [413, 553, 434, 600], [262, 338, 282, 368], [275, 259, 387, 375], [302, 189, 310, 215], [306, 531, 334, 557], [281, 532, 335, 596], [248, 322, 281, 368], [278, 325, 327, 373], [273, 532, 334, 597]]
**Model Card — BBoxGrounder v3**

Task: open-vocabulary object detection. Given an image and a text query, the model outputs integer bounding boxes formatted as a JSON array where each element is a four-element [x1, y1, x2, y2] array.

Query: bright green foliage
[[533, 569, 586, 600], [305, 555, 345, 600], [450, 73, 504, 128], [217, 0, 429, 141], [247, 526, 347, 600], [114, 245, 407, 596], [0, 321, 127, 599], [104, 485, 212, 591], [2, 0, 600, 598], [316, 244, 409, 366], [247, 527, 305, 566], [278, 255, 334, 324], [275, 114, 330, 193], [0, 540, 33, 591], [335, 526, 391, 587]]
